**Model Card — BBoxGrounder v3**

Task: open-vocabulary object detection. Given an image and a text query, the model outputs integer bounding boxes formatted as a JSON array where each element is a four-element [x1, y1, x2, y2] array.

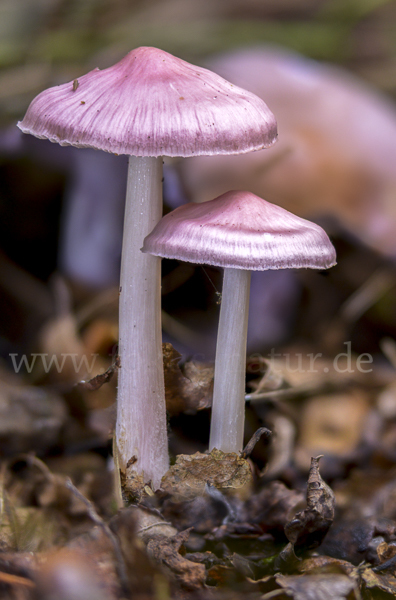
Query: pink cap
[[17, 47, 277, 157], [142, 190, 336, 270]]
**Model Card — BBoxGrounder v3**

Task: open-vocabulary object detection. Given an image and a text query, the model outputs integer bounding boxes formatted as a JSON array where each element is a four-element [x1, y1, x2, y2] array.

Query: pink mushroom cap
[[17, 46, 277, 157], [142, 190, 336, 270]]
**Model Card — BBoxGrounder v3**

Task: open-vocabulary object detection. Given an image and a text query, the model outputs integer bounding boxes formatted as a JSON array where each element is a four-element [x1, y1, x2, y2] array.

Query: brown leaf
[[163, 343, 213, 415], [284, 456, 335, 551], [244, 480, 304, 536], [77, 355, 120, 391], [320, 517, 396, 566], [146, 529, 206, 590], [161, 449, 253, 501], [298, 555, 356, 577], [206, 564, 235, 587], [377, 541, 396, 565], [276, 573, 359, 600], [162, 495, 234, 534], [360, 567, 396, 597], [181, 360, 214, 412]]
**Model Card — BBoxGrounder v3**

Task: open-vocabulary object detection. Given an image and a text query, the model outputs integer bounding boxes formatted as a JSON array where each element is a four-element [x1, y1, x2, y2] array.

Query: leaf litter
[[1, 224, 396, 600], [1, 336, 396, 600]]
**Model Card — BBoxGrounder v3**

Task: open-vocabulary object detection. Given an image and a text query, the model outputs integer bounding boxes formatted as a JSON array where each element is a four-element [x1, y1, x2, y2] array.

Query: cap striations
[[17, 47, 277, 157], [142, 190, 336, 270]]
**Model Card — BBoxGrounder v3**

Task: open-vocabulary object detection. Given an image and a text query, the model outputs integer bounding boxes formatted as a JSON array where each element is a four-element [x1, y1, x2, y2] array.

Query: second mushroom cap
[[142, 190, 337, 270]]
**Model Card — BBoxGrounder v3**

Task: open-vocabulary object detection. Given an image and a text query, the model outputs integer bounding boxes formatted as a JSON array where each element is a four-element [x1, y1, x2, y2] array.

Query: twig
[[340, 267, 395, 323], [380, 337, 396, 370], [245, 376, 354, 403], [0, 571, 35, 588], [137, 521, 173, 534], [241, 427, 272, 458], [75, 287, 118, 328], [245, 382, 317, 402], [65, 478, 130, 596], [161, 310, 209, 349], [372, 554, 396, 573], [261, 589, 289, 599]]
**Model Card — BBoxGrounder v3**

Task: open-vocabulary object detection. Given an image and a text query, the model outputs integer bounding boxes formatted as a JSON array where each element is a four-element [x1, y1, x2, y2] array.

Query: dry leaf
[[284, 456, 335, 551], [147, 529, 206, 590], [161, 449, 253, 501], [163, 343, 213, 415]]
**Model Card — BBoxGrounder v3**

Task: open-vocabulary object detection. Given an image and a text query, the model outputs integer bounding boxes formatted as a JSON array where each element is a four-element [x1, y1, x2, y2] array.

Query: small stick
[[137, 521, 173, 534], [380, 337, 396, 370], [65, 478, 129, 595], [241, 427, 272, 458], [340, 267, 395, 323], [0, 571, 35, 588]]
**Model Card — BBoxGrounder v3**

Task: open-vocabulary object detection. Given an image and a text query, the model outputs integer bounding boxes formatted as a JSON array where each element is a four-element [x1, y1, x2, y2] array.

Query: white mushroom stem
[[209, 268, 251, 453], [116, 155, 169, 490]]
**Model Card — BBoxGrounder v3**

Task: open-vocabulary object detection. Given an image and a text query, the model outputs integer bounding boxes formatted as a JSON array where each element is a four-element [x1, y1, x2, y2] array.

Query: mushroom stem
[[209, 268, 251, 453], [116, 155, 169, 490]]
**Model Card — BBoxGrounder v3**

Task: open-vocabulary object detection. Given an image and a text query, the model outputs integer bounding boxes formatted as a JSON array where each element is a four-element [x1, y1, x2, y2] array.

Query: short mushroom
[[142, 190, 336, 454], [17, 47, 277, 489]]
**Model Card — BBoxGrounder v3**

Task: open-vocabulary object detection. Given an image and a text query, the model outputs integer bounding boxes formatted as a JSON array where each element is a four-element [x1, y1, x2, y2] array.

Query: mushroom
[[142, 190, 336, 454], [17, 47, 277, 489], [181, 46, 396, 257]]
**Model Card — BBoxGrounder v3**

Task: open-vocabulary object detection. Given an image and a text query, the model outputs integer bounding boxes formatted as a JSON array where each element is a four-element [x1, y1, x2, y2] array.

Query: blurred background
[[1, 0, 396, 464], [1, 0, 396, 352]]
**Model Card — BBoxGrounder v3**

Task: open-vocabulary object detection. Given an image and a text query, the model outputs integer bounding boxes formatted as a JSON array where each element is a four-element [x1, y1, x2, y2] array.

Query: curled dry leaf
[[77, 355, 120, 391], [161, 449, 253, 501], [284, 456, 335, 552]]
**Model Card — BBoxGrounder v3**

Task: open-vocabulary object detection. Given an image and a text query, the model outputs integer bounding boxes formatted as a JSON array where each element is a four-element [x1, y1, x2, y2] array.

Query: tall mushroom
[[143, 190, 336, 454], [17, 47, 277, 489]]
